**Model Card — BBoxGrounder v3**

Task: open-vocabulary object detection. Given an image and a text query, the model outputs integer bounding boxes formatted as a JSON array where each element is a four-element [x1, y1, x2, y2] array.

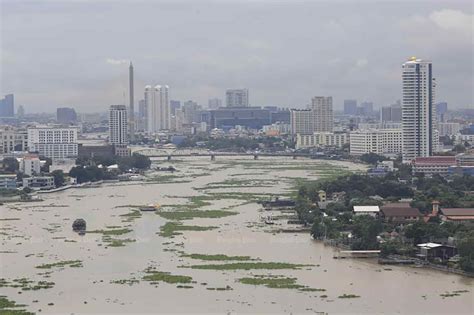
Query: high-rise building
[[145, 85, 170, 133], [226, 89, 249, 107], [0, 94, 14, 117], [129, 62, 135, 141], [381, 102, 402, 122], [56, 107, 77, 124], [360, 101, 374, 116], [109, 105, 128, 145], [401, 57, 438, 163], [436, 102, 448, 122], [27, 126, 78, 159], [208, 98, 222, 109], [170, 100, 181, 116], [310, 96, 333, 132], [17, 105, 25, 118], [182, 100, 200, 124], [290, 109, 314, 134], [137, 99, 147, 131], [343, 100, 357, 115]]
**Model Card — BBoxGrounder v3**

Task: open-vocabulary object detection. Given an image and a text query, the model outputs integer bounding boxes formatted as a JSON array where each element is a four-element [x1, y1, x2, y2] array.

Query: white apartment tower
[[109, 105, 128, 145], [311, 96, 333, 132], [145, 85, 171, 133], [401, 58, 438, 163]]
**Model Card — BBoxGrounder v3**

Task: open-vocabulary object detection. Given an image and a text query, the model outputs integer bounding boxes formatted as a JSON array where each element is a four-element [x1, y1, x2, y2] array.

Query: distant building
[[380, 203, 423, 223], [109, 105, 128, 145], [359, 101, 374, 116], [412, 156, 456, 176], [208, 98, 222, 109], [381, 102, 402, 122], [137, 99, 147, 131], [438, 122, 461, 137], [0, 94, 14, 117], [170, 100, 181, 115], [310, 96, 333, 132], [19, 156, 41, 176], [0, 174, 17, 189], [0, 127, 28, 153], [436, 102, 448, 122], [23, 176, 55, 190], [296, 132, 348, 149], [270, 109, 290, 124], [56, 107, 77, 124], [226, 89, 249, 107], [145, 85, 170, 132], [402, 58, 438, 163], [344, 99, 357, 116], [350, 128, 402, 156], [17, 105, 25, 118], [353, 206, 380, 217], [27, 126, 79, 159], [290, 109, 314, 134], [182, 100, 201, 124], [209, 107, 270, 130]]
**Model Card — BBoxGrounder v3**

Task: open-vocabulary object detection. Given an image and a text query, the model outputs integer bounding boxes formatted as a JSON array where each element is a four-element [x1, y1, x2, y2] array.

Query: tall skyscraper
[[129, 62, 135, 141], [226, 89, 249, 107], [56, 107, 77, 124], [109, 105, 128, 145], [402, 57, 438, 163], [310, 96, 333, 132], [145, 85, 170, 133], [0, 94, 14, 117], [343, 99, 357, 115]]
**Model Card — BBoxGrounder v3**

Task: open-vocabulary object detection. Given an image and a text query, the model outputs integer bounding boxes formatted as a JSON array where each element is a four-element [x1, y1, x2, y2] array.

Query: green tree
[[351, 215, 383, 250], [360, 153, 386, 165], [458, 235, 474, 272], [2, 157, 19, 173], [51, 170, 65, 187]]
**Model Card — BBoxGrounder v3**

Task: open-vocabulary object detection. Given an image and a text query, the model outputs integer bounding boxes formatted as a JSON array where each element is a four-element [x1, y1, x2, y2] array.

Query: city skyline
[[1, 1, 472, 112]]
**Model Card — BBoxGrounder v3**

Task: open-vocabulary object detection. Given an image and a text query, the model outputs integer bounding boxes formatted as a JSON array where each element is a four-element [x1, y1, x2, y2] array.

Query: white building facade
[[0, 127, 28, 154], [350, 129, 402, 156], [109, 105, 128, 145], [402, 58, 438, 163], [27, 126, 78, 159], [310, 96, 333, 132], [296, 132, 349, 149], [145, 85, 171, 133], [19, 156, 41, 176]]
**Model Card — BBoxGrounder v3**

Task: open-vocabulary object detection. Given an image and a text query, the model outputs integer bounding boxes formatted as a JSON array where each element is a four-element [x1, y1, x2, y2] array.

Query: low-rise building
[[417, 243, 458, 261], [23, 176, 55, 190], [0, 174, 17, 189], [439, 208, 474, 223], [349, 129, 402, 156], [19, 155, 41, 176], [353, 205, 380, 217], [27, 126, 79, 159], [380, 203, 422, 223], [296, 132, 348, 149], [0, 127, 28, 154], [412, 156, 456, 176], [438, 122, 461, 136]]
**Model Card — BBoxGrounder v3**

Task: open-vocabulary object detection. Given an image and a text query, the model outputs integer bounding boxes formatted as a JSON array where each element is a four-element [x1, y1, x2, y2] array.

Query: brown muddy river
[[1, 157, 473, 314]]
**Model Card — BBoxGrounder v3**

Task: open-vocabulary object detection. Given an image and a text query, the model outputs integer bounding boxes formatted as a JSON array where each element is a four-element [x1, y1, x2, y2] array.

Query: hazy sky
[[1, 0, 473, 113]]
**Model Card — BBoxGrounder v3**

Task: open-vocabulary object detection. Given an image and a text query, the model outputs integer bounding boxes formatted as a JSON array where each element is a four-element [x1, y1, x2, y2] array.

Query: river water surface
[[1, 157, 472, 314]]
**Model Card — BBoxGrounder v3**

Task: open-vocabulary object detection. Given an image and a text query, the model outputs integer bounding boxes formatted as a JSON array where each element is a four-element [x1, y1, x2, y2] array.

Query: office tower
[[27, 126, 79, 159], [310, 96, 333, 132], [129, 62, 135, 141], [182, 100, 200, 124], [109, 105, 128, 145], [344, 99, 357, 115], [17, 105, 25, 118], [145, 85, 170, 133], [0, 94, 14, 117], [56, 107, 77, 124], [208, 98, 222, 109], [226, 89, 249, 107], [381, 102, 402, 123], [402, 57, 438, 163], [360, 101, 374, 116], [436, 102, 448, 122], [137, 99, 146, 131], [170, 100, 181, 116]]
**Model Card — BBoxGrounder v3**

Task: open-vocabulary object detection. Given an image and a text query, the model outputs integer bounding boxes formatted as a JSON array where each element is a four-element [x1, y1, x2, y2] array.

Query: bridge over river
[[130, 147, 313, 160]]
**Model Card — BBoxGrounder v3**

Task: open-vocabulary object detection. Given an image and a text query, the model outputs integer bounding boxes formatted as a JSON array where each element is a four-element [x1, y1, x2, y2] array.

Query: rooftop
[[353, 206, 380, 213], [441, 208, 474, 216]]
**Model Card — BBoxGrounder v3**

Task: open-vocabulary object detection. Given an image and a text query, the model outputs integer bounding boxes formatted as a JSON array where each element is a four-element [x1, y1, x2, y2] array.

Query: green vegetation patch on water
[[0, 278, 55, 291], [110, 279, 140, 286], [181, 253, 257, 261], [87, 228, 132, 236], [104, 237, 136, 247], [184, 262, 312, 270], [338, 294, 361, 299], [159, 222, 218, 237], [156, 210, 238, 220], [238, 275, 326, 292], [0, 296, 34, 315], [142, 269, 193, 284], [119, 209, 142, 222], [35, 260, 83, 269]]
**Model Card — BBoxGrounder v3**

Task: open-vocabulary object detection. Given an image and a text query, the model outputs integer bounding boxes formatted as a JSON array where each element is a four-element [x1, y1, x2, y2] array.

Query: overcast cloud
[[1, 0, 473, 113]]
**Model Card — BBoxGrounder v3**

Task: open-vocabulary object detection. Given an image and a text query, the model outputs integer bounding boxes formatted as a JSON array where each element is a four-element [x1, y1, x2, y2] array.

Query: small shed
[[417, 243, 457, 261], [353, 206, 380, 217]]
